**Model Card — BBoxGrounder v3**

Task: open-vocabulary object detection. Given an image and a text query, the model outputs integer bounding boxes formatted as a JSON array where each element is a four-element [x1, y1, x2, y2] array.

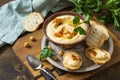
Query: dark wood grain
[[86, 61, 120, 80], [0, 45, 34, 80], [0, 0, 11, 6]]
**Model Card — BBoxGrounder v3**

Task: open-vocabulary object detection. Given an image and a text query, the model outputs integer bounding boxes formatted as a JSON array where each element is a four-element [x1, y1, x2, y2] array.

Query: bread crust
[[85, 47, 111, 64], [85, 17, 109, 48], [24, 12, 44, 32], [63, 50, 82, 70]]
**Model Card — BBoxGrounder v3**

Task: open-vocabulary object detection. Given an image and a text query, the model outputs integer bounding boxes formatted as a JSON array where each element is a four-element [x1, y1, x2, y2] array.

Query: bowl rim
[[42, 11, 91, 45]]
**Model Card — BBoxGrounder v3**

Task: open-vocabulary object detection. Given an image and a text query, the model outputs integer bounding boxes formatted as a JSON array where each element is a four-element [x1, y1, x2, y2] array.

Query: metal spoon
[[26, 55, 56, 80]]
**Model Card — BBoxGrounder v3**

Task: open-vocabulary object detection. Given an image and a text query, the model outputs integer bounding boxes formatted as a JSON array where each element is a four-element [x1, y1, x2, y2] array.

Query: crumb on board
[[58, 51, 64, 56], [29, 36, 36, 41], [24, 42, 30, 47], [52, 55, 58, 61]]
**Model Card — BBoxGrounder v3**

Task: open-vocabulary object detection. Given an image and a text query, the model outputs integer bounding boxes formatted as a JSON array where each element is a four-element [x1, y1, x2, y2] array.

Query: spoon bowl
[[26, 55, 42, 70]]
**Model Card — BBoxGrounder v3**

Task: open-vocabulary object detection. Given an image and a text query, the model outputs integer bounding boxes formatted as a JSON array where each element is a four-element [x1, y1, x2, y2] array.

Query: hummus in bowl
[[42, 11, 90, 49]]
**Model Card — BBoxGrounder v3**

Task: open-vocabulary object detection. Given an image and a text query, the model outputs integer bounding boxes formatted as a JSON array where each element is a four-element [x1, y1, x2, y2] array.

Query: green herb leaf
[[74, 26, 86, 35], [113, 14, 120, 31], [70, 0, 120, 32], [73, 16, 80, 24], [72, 8, 83, 14], [98, 15, 107, 23], [73, 16, 86, 35], [105, 0, 120, 31], [94, 0, 102, 13], [84, 13, 91, 23], [40, 46, 54, 61]]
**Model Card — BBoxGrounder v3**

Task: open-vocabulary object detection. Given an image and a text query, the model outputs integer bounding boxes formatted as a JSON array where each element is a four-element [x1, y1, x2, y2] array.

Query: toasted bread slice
[[24, 12, 44, 32], [63, 50, 82, 70], [86, 18, 109, 48], [85, 47, 111, 64], [90, 18, 109, 40]]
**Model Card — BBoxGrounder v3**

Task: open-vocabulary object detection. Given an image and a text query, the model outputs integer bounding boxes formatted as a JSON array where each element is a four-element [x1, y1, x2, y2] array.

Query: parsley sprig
[[40, 46, 54, 61], [73, 16, 80, 24], [74, 27, 86, 35], [70, 0, 120, 31], [73, 16, 86, 35], [70, 0, 102, 23], [105, 0, 120, 31]]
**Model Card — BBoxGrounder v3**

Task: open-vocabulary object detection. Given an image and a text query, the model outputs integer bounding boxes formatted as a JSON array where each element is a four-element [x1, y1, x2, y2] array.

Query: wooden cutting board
[[12, 28, 120, 80]]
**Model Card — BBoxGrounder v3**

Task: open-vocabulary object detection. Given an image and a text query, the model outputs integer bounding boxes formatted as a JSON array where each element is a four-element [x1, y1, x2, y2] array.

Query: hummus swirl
[[46, 15, 88, 44]]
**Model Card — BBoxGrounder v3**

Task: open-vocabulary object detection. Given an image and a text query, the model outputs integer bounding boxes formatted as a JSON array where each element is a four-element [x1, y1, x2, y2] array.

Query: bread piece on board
[[86, 18, 109, 48], [24, 12, 44, 32], [63, 50, 82, 70], [85, 47, 111, 64]]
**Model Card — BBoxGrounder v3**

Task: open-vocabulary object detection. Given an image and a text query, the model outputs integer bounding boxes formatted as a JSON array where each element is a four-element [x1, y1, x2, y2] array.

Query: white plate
[[41, 35, 114, 72]]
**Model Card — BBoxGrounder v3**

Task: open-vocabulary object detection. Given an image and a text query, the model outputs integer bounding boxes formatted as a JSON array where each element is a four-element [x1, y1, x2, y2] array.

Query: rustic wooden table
[[1, 0, 120, 80]]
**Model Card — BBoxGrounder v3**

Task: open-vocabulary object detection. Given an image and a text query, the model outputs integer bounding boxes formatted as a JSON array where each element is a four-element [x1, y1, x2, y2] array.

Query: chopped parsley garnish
[[70, 0, 120, 31], [73, 16, 86, 35], [74, 27, 86, 35], [73, 16, 80, 24], [40, 46, 54, 61]]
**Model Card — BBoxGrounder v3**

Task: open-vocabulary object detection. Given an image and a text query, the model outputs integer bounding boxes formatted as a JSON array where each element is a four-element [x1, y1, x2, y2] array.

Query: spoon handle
[[41, 68, 56, 80]]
